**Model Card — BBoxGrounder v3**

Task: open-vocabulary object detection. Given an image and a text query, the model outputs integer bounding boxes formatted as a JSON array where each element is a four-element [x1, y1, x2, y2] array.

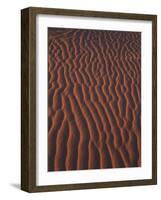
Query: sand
[[48, 28, 141, 171]]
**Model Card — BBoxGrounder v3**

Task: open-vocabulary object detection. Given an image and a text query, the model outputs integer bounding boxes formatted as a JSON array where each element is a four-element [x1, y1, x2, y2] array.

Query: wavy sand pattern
[[48, 28, 141, 171]]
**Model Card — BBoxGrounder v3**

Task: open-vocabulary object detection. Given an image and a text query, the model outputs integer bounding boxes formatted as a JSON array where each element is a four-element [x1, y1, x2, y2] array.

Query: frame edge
[[152, 15, 157, 185], [24, 6, 157, 20], [21, 8, 30, 192], [21, 7, 37, 192]]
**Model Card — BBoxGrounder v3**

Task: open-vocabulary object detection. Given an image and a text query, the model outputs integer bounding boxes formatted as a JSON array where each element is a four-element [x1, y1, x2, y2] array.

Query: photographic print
[[48, 28, 141, 171], [21, 7, 157, 192]]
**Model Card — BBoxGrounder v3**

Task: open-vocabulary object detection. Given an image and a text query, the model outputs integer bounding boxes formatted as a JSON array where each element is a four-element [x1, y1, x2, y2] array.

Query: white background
[[0, 0, 160, 199]]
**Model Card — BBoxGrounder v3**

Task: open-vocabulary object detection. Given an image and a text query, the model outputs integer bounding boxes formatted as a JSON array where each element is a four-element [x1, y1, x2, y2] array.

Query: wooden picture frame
[[21, 7, 157, 192]]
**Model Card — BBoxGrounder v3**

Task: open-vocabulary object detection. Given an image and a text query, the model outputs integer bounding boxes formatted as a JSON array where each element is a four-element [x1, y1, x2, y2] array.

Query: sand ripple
[[48, 28, 141, 171]]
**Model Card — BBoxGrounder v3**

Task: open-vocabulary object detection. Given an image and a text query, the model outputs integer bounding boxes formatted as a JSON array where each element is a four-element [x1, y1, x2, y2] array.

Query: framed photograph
[[21, 7, 157, 192]]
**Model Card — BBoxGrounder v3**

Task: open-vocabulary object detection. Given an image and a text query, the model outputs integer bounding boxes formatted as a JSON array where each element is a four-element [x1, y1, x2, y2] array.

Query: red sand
[[48, 28, 141, 171]]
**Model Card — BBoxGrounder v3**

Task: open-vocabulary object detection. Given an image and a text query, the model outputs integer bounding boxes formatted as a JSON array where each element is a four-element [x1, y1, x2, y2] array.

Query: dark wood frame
[[21, 7, 157, 193]]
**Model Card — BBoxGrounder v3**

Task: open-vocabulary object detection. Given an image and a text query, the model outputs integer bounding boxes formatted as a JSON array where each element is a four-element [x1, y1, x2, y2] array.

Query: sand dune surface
[[48, 28, 141, 171]]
